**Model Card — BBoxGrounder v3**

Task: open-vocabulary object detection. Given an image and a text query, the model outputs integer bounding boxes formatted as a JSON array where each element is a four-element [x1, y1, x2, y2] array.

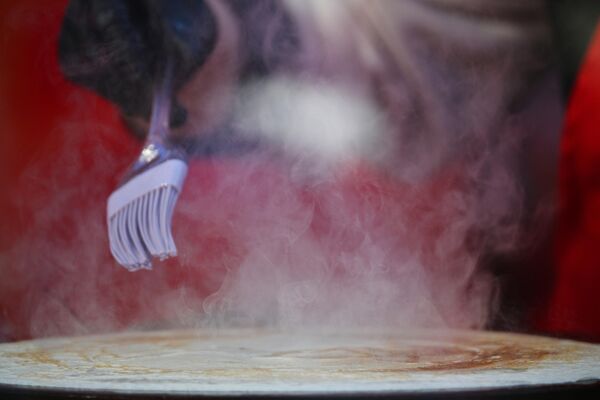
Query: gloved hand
[[58, 0, 218, 130], [58, 0, 300, 153]]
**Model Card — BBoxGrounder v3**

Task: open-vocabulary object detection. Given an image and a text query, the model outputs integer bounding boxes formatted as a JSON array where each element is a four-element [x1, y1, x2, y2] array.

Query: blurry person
[[57, 1, 559, 331]]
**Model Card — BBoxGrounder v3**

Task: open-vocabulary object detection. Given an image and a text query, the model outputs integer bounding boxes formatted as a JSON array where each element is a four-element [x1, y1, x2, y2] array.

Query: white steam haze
[[0, 0, 562, 340]]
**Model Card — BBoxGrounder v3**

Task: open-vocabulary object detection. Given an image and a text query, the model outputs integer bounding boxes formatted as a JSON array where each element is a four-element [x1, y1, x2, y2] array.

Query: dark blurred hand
[[58, 0, 217, 128]]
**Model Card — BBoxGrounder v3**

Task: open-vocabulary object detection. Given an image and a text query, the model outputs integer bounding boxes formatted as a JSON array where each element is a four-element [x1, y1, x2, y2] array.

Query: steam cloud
[[0, 0, 560, 340]]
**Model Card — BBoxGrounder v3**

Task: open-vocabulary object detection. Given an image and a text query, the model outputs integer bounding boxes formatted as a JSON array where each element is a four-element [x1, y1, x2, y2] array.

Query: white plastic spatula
[[107, 62, 188, 271]]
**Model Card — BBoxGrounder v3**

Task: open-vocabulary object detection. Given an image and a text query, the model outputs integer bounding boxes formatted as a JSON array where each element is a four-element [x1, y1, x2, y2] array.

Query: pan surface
[[0, 328, 598, 398]]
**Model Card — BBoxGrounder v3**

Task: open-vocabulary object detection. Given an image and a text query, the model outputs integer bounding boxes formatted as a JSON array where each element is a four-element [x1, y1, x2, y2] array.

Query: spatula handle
[[147, 60, 174, 145]]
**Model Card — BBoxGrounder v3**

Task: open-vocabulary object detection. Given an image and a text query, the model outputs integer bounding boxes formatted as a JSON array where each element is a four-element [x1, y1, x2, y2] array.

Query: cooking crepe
[[0, 328, 598, 396]]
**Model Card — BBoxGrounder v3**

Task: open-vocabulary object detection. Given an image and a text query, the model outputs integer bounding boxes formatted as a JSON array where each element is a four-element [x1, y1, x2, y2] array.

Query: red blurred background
[[1, 0, 599, 342]]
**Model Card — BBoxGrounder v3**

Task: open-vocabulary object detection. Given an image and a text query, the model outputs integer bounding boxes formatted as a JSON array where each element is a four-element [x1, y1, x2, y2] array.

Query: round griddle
[[0, 328, 598, 399]]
